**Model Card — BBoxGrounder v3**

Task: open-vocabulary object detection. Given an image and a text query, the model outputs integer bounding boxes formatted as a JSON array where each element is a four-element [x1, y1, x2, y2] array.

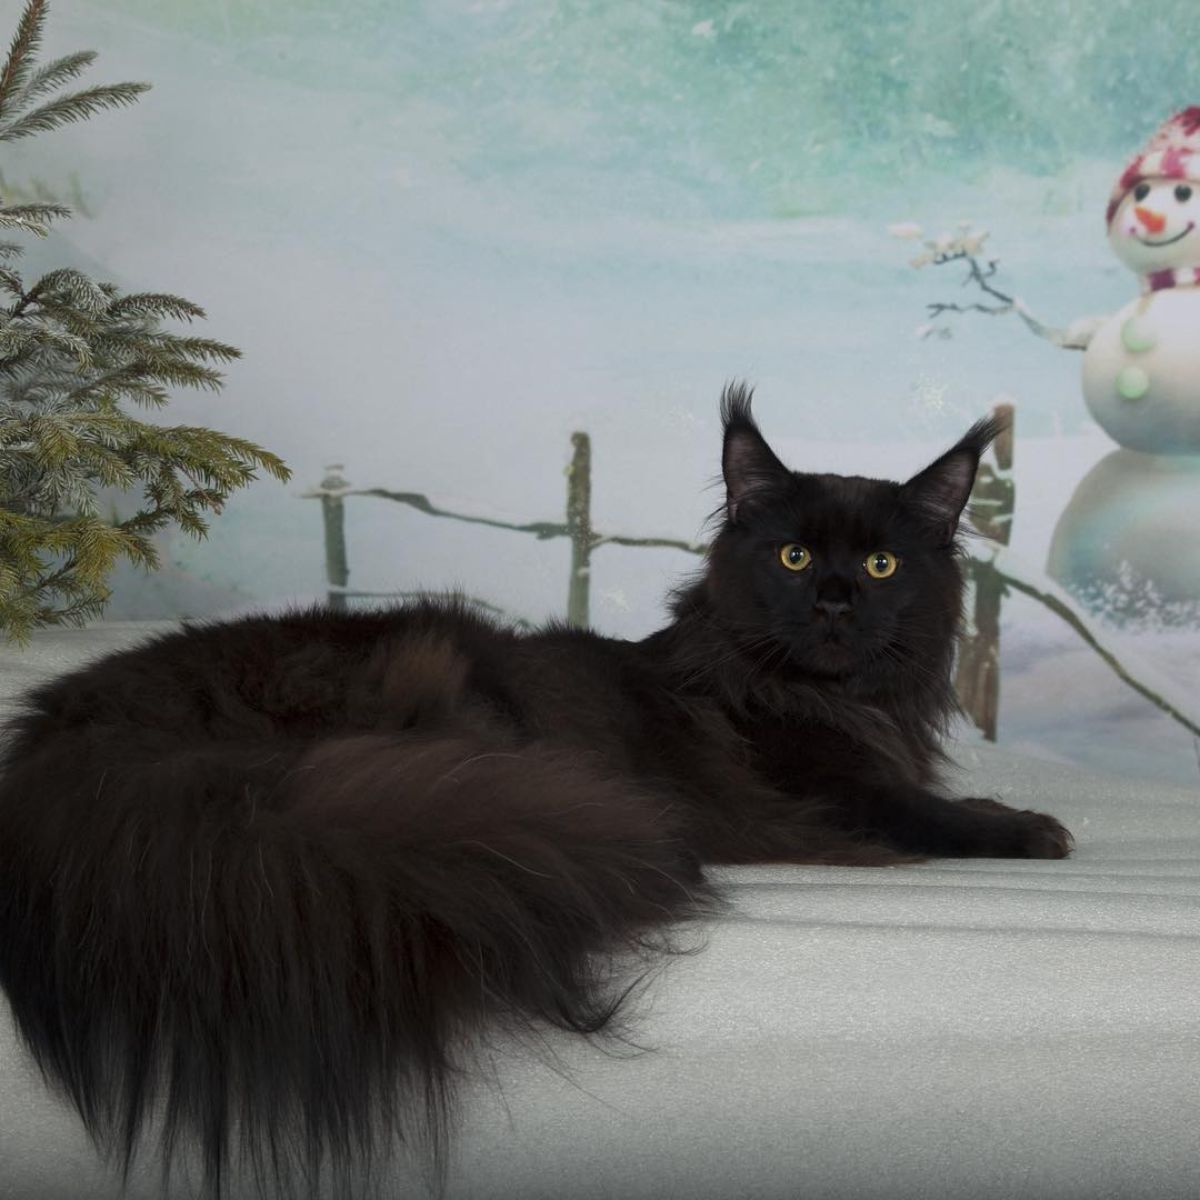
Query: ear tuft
[[720, 380, 756, 430], [720, 382, 792, 523], [900, 414, 1005, 544]]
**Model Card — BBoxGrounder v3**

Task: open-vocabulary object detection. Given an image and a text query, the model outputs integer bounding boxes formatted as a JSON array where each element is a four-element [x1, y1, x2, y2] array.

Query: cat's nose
[[813, 599, 852, 619]]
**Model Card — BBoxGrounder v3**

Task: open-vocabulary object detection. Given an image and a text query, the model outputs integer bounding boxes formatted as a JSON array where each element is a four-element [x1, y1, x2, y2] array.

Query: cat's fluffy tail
[[0, 721, 714, 1198]]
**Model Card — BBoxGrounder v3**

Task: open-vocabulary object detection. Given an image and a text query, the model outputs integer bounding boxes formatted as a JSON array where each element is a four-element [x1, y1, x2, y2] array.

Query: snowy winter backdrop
[[8, 1, 1198, 784]]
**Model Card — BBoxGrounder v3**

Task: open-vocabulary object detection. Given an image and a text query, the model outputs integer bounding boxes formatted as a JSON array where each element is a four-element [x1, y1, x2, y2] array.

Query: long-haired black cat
[[0, 386, 1071, 1199]]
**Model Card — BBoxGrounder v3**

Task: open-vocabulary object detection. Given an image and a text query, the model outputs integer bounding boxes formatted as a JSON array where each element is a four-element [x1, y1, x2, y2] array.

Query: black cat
[[0, 385, 1071, 1198]]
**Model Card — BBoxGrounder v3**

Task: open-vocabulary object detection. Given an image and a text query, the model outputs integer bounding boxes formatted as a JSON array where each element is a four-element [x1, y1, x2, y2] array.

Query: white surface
[[2, 625, 1199, 1200]]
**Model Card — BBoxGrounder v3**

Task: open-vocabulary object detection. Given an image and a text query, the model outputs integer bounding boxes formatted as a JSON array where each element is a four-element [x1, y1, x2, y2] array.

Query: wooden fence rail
[[301, 432, 705, 621], [302, 412, 1200, 743]]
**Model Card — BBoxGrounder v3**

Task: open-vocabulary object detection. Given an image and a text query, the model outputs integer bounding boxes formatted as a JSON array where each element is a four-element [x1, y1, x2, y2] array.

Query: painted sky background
[[6, 0, 1199, 783]]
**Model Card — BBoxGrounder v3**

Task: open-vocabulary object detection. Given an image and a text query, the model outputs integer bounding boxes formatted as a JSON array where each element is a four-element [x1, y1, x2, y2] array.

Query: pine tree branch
[[0, 321, 93, 365], [0, 201, 70, 236], [59, 365, 152, 402], [13, 49, 95, 109], [0, 0, 45, 121], [0, 81, 150, 142], [108, 292, 206, 322], [128, 356, 227, 392], [27, 266, 108, 313], [151, 334, 241, 363]]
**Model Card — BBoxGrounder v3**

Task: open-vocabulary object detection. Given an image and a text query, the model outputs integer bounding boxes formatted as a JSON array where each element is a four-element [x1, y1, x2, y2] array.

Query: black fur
[[0, 385, 1071, 1198]]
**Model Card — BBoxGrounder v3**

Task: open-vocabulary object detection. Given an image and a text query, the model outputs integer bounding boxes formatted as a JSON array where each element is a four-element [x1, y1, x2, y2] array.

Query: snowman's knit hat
[[1106, 107, 1200, 226]]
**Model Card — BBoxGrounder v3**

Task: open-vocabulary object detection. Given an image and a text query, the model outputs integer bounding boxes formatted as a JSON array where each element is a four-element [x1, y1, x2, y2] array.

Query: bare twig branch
[[904, 225, 1084, 348]]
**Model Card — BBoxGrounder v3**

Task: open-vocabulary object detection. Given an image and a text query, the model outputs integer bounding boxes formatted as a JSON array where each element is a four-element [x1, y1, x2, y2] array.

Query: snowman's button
[[1116, 365, 1150, 400], [1120, 315, 1157, 353]]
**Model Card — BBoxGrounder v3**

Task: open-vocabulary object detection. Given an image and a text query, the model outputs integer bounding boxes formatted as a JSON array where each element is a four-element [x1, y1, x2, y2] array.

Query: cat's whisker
[[674, 632, 778, 690]]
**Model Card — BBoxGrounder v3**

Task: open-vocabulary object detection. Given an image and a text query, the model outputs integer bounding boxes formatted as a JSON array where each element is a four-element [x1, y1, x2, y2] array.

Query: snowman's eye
[[1175, 185, 1193, 203], [1134, 183, 1151, 202]]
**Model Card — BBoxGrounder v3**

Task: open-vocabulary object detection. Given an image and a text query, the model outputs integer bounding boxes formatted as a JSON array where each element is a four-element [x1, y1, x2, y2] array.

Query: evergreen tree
[[0, 0, 289, 643]]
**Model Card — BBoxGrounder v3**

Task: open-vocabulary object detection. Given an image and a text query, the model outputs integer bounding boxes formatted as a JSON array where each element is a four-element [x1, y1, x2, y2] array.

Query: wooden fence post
[[318, 464, 350, 611], [565, 432, 592, 629], [955, 403, 1015, 740]]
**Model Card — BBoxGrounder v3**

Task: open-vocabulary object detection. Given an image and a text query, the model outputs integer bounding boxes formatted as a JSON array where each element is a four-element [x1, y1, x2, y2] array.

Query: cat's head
[[702, 383, 1000, 691]]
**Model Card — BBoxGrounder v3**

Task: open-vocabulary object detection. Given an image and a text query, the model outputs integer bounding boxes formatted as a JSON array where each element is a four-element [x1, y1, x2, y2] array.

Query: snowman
[[1073, 106, 1200, 454], [1045, 107, 1200, 622]]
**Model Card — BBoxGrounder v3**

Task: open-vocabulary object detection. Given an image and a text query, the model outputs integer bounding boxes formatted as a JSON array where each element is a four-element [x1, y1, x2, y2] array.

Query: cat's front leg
[[845, 787, 1073, 860]]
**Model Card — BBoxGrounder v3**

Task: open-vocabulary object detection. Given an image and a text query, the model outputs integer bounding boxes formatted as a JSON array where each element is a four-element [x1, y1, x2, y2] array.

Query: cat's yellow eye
[[865, 550, 898, 579], [779, 543, 812, 572]]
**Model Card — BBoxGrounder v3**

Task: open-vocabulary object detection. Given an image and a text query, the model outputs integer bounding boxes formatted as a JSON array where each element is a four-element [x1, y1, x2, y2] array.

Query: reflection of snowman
[[1047, 108, 1200, 622], [1074, 107, 1200, 453]]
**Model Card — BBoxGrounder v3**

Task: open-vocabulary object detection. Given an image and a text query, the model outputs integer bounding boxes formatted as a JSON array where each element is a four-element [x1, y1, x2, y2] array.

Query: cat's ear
[[900, 415, 1005, 544], [720, 383, 792, 523]]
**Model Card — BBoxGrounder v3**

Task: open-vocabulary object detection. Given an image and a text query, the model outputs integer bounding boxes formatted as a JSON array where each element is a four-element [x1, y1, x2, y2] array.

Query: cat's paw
[[956, 797, 1073, 858], [1013, 810, 1074, 859]]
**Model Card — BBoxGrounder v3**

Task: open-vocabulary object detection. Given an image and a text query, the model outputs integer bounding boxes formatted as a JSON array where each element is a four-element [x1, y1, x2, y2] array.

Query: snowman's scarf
[[1144, 266, 1200, 293]]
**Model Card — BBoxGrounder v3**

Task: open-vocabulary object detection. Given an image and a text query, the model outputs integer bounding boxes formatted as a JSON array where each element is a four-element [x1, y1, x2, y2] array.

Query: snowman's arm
[[1013, 301, 1102, 350], [1059, 315, 1107, 350]]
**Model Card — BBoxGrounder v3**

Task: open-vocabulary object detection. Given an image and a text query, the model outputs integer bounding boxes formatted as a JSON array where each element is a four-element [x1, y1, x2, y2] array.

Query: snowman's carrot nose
[[1135, 206, 1167, 234]]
